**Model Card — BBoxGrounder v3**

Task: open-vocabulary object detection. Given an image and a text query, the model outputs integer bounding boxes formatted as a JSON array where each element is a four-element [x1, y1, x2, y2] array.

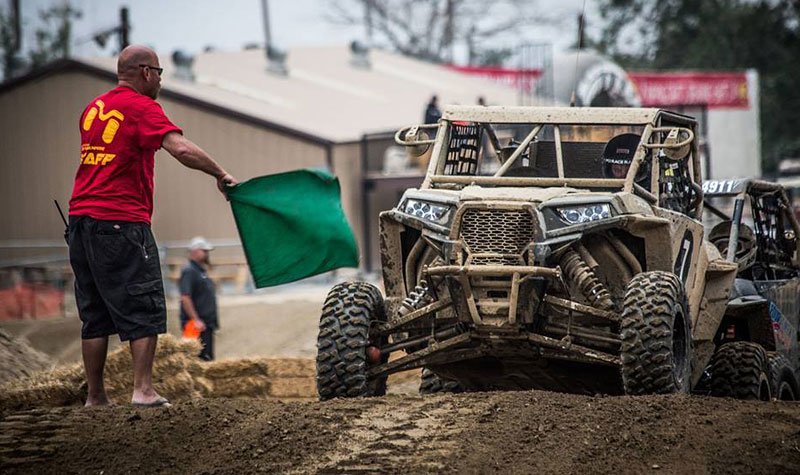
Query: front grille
[[459, 209, 535, 264]]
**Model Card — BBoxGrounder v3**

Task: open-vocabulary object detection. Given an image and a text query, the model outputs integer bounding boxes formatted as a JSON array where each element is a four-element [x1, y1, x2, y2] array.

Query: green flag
[[227, 169, 359, 288]]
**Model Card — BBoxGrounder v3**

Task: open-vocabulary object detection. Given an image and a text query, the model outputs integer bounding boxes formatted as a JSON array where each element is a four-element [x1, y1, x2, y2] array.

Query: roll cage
[[396, 106, 705, 219]]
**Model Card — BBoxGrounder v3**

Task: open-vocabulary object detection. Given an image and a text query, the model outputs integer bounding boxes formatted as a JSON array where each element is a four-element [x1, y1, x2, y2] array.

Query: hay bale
[[209, 376, 271, 398], [156, 370, 203, 401], [0, 334, 201, 410], [202, 359, 270, 379], [267, 377, 316, 398], [0, 328, 52, 385], [260, 358, 315, 378]]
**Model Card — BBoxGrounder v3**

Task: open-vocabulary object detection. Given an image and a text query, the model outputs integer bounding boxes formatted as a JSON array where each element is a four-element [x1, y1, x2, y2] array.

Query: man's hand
[[193, 318, 207, 333], [216, 173, 239, 198]]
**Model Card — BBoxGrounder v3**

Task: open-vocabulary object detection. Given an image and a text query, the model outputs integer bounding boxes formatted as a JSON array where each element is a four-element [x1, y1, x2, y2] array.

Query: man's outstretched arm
[[162, 131, 239, 194]]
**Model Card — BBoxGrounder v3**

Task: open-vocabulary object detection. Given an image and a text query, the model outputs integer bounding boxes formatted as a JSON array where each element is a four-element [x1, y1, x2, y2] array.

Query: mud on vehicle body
[[316, 105, 745, 399], [700, 179, 800, 400]]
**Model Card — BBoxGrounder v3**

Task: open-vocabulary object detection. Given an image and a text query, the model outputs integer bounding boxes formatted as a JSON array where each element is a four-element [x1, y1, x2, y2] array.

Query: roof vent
[[266, 45, 288, 76], [350, 40, 370, 69], [171, 50, 195, 82]]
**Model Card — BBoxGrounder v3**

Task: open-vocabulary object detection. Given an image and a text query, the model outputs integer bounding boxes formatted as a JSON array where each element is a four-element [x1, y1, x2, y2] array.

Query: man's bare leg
[[82, 336, 111, 406], [130, 335, 164, 404]]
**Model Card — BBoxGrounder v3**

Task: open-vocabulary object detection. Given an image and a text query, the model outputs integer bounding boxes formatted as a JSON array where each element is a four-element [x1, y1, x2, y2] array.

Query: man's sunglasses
[[139, 64, 164, 76]]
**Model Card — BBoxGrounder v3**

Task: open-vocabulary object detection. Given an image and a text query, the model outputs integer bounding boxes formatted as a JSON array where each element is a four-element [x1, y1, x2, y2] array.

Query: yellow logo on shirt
[[80, 144, 116, 166], [82, 100, 125, 144]]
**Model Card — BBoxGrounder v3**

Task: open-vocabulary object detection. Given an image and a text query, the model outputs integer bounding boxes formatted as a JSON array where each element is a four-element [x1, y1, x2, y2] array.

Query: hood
[[403, 185, 612, 206]]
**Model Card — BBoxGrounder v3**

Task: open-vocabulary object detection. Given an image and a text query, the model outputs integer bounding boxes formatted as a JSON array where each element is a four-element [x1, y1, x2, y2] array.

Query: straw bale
[[202, 359, 270, 379], [267, 377, 317, 398], [156, 370, 202, 401], [388, 369, 419, 385], [0, 334, 201, 410], [192, 376, 214, 397], [260, 358, 315, 378], [209, 376, 271, 398]]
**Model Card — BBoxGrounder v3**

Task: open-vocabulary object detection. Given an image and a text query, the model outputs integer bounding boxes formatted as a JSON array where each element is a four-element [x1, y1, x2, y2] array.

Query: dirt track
[[3, 289, 800, 473], [2, 390, 800, 474]]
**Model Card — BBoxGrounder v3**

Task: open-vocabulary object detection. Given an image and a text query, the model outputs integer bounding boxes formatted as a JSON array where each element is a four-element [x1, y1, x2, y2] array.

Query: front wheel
[[316, 282, 387, 401], [620, 271, 692, 395]]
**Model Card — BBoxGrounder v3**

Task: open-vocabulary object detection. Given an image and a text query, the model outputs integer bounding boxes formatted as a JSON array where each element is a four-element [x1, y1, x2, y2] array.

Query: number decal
[[702, 179, 741, 195], [674, 230, 694, 284]]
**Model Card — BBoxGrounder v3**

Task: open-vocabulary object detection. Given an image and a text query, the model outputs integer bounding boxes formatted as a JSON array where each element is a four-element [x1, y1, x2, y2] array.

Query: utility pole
[[261, 0, 271, 52], [119, 6, 130, 50], [364, 0, 373, 44], [11, 0, 20, 53]]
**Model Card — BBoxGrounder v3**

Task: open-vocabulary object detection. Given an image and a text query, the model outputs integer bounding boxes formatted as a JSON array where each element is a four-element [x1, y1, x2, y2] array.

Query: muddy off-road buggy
[[699, 178, 800, 400], [316, 105, 754, 399]]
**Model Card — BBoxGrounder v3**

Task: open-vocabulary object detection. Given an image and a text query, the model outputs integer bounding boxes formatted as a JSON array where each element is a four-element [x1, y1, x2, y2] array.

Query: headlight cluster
[[557, 203, 612, 225], [403, 199, 451, 225]]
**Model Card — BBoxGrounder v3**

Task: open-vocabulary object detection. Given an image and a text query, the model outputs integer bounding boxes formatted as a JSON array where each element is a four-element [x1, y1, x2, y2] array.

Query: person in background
[[424, 95, 442, 124], [477, 96, 487, 106], [68, 45, 237, 408], [179, 237, 219, 361]]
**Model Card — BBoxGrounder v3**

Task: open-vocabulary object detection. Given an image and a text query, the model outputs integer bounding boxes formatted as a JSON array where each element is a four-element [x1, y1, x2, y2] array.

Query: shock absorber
[[399, 280, 433, 316], [560, 249, 614, 311]]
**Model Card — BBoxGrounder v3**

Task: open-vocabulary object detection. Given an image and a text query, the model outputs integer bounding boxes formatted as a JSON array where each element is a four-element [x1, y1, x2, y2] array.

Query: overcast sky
[[16, 0, 599, 64]]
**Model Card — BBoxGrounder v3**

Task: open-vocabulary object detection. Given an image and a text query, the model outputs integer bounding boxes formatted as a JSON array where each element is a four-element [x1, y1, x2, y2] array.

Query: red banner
[[628, 71, 749, 108], [447, 65, 542, 93]]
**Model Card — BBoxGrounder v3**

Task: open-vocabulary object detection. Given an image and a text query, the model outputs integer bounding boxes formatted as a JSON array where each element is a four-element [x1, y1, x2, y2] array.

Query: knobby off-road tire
[[620, 271, 692, 395], [709, 342, 771, 401], [768, 353, 797, 401], [316, 282, 387, 401], [419, 368, 463, 395]]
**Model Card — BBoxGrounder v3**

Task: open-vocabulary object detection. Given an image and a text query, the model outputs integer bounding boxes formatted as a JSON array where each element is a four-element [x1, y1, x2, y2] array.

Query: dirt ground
[[2, 284, 800, 474], [2, 391, 799, 474]]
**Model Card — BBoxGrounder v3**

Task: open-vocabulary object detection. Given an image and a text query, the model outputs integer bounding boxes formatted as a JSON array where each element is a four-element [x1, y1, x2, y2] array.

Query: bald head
[[117, 45, 157, 77], [117, 45, 162, 99]]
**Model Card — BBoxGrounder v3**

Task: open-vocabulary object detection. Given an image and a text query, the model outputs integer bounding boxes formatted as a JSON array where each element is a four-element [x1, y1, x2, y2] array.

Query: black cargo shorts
[[68, 215, 167, 341]]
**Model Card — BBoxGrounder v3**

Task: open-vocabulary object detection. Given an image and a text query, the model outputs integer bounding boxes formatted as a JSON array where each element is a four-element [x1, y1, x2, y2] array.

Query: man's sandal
[[132, 397, 171, 408]]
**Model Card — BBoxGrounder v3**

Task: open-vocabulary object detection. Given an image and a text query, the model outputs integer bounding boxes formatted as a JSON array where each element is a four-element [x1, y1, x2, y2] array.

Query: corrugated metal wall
[[0, 71, 366, 255]]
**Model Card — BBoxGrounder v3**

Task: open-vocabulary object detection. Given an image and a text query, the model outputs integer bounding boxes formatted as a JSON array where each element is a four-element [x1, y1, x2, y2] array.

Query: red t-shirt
[[69, 86, 182, 224]]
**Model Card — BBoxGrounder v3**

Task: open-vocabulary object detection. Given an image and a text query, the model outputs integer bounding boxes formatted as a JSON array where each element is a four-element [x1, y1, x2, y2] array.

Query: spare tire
[[620, 271, 692, 395], [316, 282, 387, 400], [709, 341, 771, 400]]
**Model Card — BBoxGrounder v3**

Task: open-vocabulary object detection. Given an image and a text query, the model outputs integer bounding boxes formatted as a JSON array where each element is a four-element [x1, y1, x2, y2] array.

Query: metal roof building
[[0, 46, 520, 267]]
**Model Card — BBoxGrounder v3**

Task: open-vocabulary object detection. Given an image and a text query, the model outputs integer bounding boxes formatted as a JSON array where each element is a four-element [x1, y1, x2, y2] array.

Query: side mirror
[[395, 124, 437, 157]]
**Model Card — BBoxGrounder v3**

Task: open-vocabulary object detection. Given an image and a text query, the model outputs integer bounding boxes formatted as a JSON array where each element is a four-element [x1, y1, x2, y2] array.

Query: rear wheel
[[709, 342, 771, 401], [419, 368, 463, 395], [620, 271, 692, 395], [316, 282, 387, 401], [768, 353, 797, 401]]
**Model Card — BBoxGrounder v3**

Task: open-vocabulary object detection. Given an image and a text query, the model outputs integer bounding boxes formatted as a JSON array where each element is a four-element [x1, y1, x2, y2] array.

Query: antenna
[[569, 0, 588, 107]]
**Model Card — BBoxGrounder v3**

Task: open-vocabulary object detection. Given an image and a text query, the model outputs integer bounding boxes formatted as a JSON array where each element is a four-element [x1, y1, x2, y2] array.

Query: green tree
[[593, 0, 800, 173], [0, 6, 21, 80], [28, 3, 81, 68]]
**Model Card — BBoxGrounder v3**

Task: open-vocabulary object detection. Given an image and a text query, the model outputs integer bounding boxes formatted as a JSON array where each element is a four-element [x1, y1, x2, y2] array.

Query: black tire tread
[[419, 368, 463, 395], [767, 352, 797, 401], [710, 341, 770, 400], [620, 271, 688, 395], [316, 281, 386, 401]]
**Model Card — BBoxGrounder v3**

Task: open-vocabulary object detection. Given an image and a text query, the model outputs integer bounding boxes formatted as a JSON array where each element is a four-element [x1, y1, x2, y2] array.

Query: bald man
[[68, 45, 238, 407]]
